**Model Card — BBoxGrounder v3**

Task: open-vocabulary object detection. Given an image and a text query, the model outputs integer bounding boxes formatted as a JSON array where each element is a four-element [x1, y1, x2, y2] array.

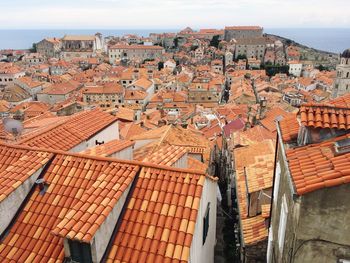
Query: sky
[[1, 0, 349, 29]]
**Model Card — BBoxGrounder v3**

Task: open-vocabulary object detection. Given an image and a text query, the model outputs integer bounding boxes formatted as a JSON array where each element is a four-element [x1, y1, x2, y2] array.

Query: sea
[[0, 28, 349, 54]]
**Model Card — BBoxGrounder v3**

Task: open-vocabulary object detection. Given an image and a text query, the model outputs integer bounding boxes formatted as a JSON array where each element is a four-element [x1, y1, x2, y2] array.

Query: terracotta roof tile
[[0, 143, 216, 262], [18, 109, 118, 151], [299, 104, 350, 130], [286, 133, 350, 195], [106, 167, 205, 262], [81, 139, 135, 157]]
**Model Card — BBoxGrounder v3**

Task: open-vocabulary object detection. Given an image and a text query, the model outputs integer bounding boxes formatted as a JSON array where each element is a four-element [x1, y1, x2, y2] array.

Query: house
[[14, 76, 45, 99], [37, 80, 81, 105], [108, 45, 164, 64], [36, 37, 61, 58], [22, 53, 45, 65], [269, 101, 350, 262], [0, 142, 217, 263], [234, 37, 267, 60], [60, 34, 103, 60], [82, 82, 124, 108], [224, 26, 263, 41], [288, 61, 303, 77], [17, 108, 119, 152], [0, 62, 25, 86], [164, 59, 177, 71]]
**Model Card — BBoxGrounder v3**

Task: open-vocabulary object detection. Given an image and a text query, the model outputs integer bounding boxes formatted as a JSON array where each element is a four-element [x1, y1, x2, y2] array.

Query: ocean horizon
[[0, 28, 349, 54]]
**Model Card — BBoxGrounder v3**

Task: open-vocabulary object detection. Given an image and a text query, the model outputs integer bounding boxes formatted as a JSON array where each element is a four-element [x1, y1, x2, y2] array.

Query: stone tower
[[333, 48, 350, 98]]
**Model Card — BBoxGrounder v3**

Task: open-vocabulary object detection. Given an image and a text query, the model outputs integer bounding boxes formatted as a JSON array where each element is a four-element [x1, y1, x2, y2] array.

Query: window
[[203, 203, 210, 245], [278, 195, 288, 253]]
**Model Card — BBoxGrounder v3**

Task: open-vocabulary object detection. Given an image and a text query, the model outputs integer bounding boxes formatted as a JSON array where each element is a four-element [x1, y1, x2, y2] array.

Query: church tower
[[333, 49, 350, 98]]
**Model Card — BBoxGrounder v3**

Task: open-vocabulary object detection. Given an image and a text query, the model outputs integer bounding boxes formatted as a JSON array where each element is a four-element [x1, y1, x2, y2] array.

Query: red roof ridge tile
[[0, 142, 217, 179]]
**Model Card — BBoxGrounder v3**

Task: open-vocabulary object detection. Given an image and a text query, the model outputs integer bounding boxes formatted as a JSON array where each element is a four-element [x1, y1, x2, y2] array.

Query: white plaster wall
[[188, 178, 217, 263], [110, 146, 133, 160], [133, 139, 157, 150], [91, 182, 133, 263], [85, 121, 120, 149], [172, 153, 188, 169], [70, 121, 119, 152], [0, 166, 45, 235]]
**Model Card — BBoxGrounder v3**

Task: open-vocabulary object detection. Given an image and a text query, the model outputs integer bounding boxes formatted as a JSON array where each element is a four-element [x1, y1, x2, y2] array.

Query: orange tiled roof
[[0, 143, 215, 262], [261, 204, 270, 219], [234, 140, 275, 218], [241, 216, 268, 245], [300, 104, 350, 130], [279, 114, 300, 143], [52, 163, 139, 242], [143, 145, 188, 166], [286, 133, 350, 195], [260, 107, 293, 132], [0, 145, 52, 202], [81, 139, 135, 157], [187, 157, 207, 173], [106, 166, 205, 262], [18, 109, 118, 151]]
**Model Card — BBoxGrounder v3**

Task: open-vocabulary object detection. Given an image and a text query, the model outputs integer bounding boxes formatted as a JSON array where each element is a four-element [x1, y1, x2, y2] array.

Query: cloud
[[0, 0, 349, 28]]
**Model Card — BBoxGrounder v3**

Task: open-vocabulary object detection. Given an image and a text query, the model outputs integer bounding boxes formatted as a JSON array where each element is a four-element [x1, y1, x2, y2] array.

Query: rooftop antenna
[[3, 118, 23, 140]]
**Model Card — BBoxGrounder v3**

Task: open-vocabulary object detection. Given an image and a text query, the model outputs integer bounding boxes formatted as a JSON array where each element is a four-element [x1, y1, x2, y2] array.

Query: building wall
[[224, 29, 263, 41], [91, 182, 133, 263], [289, 64, 303, 77], [0, 72, 25, 85], [172, 153, 188, 169], [189, 177, 217, 263], [294, 184, 350, 263], [70, 122, 120, 152], [108, 47, 164, 64], [268, 138, 299, 263], [37, 93, 70, 105], [110, 146, 134, 160], [333, 61, 350, 98], [0, 166, 46, 235]]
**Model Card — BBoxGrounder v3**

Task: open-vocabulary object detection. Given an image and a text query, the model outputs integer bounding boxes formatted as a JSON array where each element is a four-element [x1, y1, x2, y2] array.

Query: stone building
[[269, 102, 350, 263], [224, 26, 263, 41], [235, 37, 267, 60], [108, 45, 164, 64], [333, 48, 350, 98], [36, 38, 61, 58], [82, 82, 124, 108], [60, 33, 103, 60]]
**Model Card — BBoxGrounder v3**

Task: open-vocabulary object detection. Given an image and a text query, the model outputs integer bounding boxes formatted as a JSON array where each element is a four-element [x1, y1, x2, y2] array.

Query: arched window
[[347, 72, 350, 78]]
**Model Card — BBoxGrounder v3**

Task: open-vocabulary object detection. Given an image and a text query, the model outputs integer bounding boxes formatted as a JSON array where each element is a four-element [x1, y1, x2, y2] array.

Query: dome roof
[[342, 49, 350, 58]]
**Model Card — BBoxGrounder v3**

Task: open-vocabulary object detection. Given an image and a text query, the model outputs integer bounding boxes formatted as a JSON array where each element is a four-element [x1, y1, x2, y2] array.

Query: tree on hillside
[[210, 35, 220, 48]]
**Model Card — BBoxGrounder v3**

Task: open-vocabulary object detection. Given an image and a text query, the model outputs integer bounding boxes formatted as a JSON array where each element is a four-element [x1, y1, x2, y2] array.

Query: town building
[[60, 34, 103, 60], [0, 62, 25, 86], [269, 99, 350, 263], [0, 141, 217, 263], [333, 48, 350, 98], [288, 61, 303, 77], [82, 82, 124, 108], [108, 45, 164, 64], [36, 37, 62, 58], [235, 37, 267, 60], [224, 26, 263, 41]]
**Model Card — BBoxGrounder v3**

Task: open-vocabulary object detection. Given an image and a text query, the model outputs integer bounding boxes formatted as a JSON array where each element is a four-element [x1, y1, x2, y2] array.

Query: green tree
[[210, 35, 220, 48]]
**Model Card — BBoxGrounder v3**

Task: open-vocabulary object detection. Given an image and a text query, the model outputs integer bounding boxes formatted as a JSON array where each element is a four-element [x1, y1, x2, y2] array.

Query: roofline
[[0, 142, 217, 179]]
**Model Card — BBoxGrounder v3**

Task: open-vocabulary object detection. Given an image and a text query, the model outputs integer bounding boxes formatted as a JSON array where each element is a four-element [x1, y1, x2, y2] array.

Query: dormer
[[52, 166, 138, 263], [297, 104, 350, 146]]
